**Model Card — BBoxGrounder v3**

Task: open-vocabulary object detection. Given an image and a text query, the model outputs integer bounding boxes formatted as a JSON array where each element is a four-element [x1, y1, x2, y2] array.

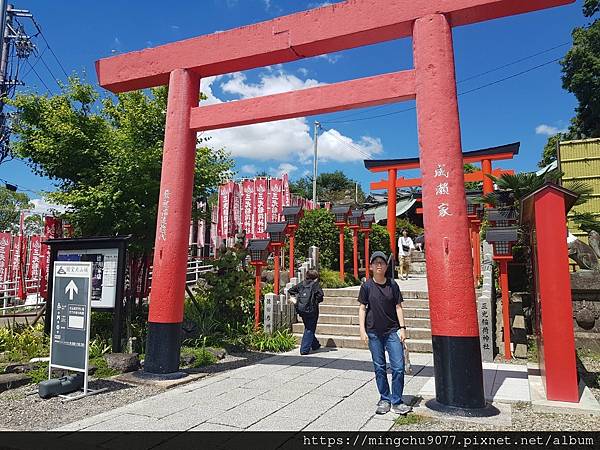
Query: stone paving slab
[[54, 348, 542, 433]]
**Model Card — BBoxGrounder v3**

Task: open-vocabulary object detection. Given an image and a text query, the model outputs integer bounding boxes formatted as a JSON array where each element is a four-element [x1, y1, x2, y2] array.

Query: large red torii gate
[[95, 0, 574, 413]]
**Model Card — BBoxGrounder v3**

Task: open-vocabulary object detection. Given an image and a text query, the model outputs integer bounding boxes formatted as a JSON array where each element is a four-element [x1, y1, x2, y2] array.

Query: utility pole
[[312, 121, 320, 205], [0, 2, 37, 165]]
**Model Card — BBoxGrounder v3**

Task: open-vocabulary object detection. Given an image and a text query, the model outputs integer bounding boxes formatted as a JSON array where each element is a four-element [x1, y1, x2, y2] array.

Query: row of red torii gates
[[365, 142, 519, 284], [93, 0, 574, 414]]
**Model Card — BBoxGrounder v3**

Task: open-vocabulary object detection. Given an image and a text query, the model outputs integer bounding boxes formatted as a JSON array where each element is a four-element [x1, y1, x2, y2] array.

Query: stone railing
[[263, 246, 319, 334]]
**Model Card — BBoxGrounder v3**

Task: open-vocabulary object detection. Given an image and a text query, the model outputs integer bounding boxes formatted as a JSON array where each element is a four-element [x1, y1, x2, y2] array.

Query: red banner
[[241, 179, 255, 239], [40, 216, 62, 299], [254, 178, 268, 239], [0, 233, 11, 284], [269, 178, 282, 223], [282, 174, 290, 207], [26, 235, 42, 293], [233, 182, 241, 235], [217, 181, 235, 240]]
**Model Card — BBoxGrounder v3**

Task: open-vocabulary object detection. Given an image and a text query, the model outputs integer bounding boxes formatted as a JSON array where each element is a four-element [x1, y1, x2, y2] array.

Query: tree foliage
[[0, 187, 31, 232], [539, 2, 599, 166], [295, 208, 352, 270], [9, 78, 233, 254], [290, 171, 365, 204]]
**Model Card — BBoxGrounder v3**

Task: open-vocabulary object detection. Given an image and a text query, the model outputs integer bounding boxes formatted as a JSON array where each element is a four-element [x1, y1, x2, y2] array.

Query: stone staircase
[[292, 284, 433, 353]]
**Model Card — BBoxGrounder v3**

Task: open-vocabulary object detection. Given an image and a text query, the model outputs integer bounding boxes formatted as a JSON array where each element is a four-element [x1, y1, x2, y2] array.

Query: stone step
[[293, 334, 432, 352], [401, 299, 430, 309], [307, 314, 430, 329], [292, 323, 432, 339], [318, 305, 430, 319], [323, 288, 429, 299], [322, 294, 429, 307]]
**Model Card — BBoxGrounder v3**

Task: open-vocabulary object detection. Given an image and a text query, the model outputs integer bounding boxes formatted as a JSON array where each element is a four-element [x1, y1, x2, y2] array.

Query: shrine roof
[[364, 142, 520, 172]]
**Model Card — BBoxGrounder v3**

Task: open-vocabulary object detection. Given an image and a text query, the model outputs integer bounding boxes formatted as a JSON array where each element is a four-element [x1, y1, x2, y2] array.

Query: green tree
[[560, 1, 600, 138], [295, 208, 352, 270], [0, 187, 31, 232], [9, 77, 233, 254], [290, 171, 365, 204]]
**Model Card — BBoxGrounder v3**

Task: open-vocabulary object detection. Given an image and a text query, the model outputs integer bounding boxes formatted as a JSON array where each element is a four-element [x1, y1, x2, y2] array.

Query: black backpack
[[295, 281, 317, 315]]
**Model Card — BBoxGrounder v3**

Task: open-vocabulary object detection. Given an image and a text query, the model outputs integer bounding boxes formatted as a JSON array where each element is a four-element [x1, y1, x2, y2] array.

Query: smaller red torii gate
[[365, 142, 519, 258]]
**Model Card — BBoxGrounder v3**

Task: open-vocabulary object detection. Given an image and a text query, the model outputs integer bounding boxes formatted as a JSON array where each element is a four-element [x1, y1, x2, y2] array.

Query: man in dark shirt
[[358, 251, 412, 415]]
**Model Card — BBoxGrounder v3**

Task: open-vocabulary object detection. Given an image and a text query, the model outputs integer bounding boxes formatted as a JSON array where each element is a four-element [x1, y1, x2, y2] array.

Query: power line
[[38, 53, 62, 90], [320, 125, 373, 160], [321, 56, 563, 125], [321, 42, 569, 124], [0, 176, 42, 195], [31, 21, 68, 79], [24, 59, 51, 94]]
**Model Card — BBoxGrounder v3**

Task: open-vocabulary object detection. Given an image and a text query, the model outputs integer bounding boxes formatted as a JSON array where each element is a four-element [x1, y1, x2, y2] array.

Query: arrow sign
[[65, 280, 78, 300]]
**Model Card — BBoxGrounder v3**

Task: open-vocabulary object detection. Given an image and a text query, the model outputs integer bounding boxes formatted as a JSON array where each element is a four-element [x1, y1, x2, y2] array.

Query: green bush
[[0, 324, 49, 362], [295, 209, 352, 271], [89, 338, 112, 359], [358, 223, 390, 256], [248, 328, 297, 353], [180, 346, 218, 368], [28, 363, 49, 384], [318, 269, 358, 288], [91, 357, 120, 379]]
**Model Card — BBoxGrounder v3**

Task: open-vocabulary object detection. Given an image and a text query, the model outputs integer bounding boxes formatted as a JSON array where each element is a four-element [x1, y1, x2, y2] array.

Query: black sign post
[[43, 236, 129, 352], [49, 261, 105, 400]]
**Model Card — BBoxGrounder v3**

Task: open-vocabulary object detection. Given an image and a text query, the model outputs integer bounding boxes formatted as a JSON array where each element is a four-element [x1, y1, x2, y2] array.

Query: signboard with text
[[49, 262, 92, 372]]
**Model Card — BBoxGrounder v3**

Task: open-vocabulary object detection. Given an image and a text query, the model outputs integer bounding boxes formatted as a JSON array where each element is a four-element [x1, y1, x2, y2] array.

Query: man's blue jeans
[[300, 311, 320, 354], [367, 330, 405, 405]]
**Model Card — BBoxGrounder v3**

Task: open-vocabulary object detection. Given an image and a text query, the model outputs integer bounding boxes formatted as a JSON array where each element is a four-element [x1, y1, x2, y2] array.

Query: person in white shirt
[[397, 229, 415, 280]]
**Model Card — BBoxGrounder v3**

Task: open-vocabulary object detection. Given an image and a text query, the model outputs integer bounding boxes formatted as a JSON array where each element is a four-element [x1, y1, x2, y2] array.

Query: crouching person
[[359, 251, 412, 415], [289, 269, 323, 355]]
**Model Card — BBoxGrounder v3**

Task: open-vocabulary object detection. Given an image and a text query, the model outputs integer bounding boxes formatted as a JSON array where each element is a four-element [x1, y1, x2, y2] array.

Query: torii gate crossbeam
[[95, 0, 574, 414]]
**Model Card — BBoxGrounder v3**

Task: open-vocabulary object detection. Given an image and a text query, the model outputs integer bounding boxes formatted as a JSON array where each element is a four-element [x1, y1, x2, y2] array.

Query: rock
[[568, 238, 599, 270], [88, 365, 97, 376], [205, 347, 227, 360], [264, 270, 275, 283], [181, 319, 199, 340], [0, 373, 31, 393], [181, 354, 196, 366], [4, 363, 39, 374], [104, 353, 140, 373]]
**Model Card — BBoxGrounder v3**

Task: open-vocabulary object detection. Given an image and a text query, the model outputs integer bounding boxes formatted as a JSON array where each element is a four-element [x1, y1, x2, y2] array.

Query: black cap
[[370, 251, 388, 264]]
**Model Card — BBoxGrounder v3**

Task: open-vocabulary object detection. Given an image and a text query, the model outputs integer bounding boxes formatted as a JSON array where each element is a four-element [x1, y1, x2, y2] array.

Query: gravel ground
[[0, 350, 275, 431], [393, 355, 600, 432]]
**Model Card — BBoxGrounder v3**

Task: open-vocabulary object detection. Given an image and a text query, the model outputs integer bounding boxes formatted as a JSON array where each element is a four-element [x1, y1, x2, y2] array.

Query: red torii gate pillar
[[387, 168, 397, 260], [414, 14, 485, 410], [145, 69, 200, 374]]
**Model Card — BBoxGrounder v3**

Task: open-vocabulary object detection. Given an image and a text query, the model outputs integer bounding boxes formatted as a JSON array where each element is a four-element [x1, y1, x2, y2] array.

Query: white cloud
[[30, 198, 67, 215], [202, 71, 383, 164], [297, 67, 309, 77], [316, 53, 342, 64], [220, 71, 323, 98], [262, 0, 271, 10], [535, 124, 566, 136], [318, 129, 383, 162], [240, 164, 258, 174], [270, 163, 298, 178]]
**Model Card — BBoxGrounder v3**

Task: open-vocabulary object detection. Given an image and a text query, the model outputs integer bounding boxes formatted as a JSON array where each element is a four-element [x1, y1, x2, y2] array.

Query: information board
[[49, 262, 92, 372], [56, 248, 118, 309]]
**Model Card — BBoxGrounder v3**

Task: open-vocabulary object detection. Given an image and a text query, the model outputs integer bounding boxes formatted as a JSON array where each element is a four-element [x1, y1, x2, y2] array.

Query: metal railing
[[148, 258, 214, 286]]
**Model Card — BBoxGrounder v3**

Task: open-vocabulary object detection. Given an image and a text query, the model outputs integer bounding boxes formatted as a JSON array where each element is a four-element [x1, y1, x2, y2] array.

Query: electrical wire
[[23, 59, 52, 94], [320, 125, 374, 160], [321, 43, 569, 125], [31, 20, 69, 79], [321, 56, 563, 125]]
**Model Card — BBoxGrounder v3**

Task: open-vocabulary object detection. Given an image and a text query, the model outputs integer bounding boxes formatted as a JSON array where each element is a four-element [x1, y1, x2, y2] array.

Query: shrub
[[90, 357, 120, 379], [248, 328, 297, 353], [180, 346, 218, 368], [89, 338, 112, 359], [318, 269, 358, 288], [295, 209, 352, 271], [358, 223, 390, 256], [0, 324, 48, 362]]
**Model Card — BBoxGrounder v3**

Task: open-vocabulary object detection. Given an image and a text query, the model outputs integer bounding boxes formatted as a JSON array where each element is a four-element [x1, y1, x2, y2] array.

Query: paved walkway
[[55, 348, 530, 433]]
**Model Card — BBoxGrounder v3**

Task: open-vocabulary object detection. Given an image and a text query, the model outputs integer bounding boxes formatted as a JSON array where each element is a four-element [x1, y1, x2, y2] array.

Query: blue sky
[[0, 0, 589, 202]]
